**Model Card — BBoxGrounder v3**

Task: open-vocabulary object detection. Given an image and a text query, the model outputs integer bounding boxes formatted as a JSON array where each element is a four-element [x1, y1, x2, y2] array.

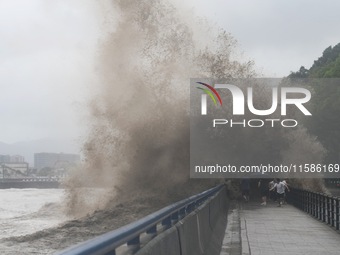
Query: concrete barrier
[[219, 187, 228, 219], [176, 212, 203, 255], [204, 190, 227, 255], [134, 227, 181, 255], [207, 186, 228, 255], [196, 202, 213, 252], [209, 193, 220, 228], [136, 185, 228, 255]]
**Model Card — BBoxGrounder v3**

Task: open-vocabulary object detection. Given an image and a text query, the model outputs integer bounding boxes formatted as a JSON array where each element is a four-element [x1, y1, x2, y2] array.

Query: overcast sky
[[1, 0, 340, 147], [0, 0, 105, 145], [192, 0, 340, 76]]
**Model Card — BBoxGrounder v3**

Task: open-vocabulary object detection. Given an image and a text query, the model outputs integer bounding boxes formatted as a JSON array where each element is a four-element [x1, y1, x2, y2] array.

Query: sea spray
[[63, 0, 254, 215], [64, 0, 326, 216]]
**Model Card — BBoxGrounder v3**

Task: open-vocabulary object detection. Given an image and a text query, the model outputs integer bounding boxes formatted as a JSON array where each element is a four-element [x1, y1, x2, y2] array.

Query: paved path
[[239, 202, 340, 255]]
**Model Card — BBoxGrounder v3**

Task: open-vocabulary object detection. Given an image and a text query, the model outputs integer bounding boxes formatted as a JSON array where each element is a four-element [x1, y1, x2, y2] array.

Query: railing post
[[293, 188, 297, 207], [336, 198, 339, 231], [311, 192, 313, 215], [171, 211, 179, 225], [317, 193, 321, 220], [313, 192, 316, 216], [308, 191, 311, 215], [127, 235, 140, 252], [319, 194, 323, 221], [304, 191, 307, 213], [303, 190, 306, 211], [331, 197, 335, 228], [330, 196, 333, 226], [161, 216, 172, 228], [127, 236, 140, 245], [305, 191, 307, 213], [298, 189, 301, 209], [322, 195, 326, 223], [310, 192, 313, 216], [179, 207, 186, 219], [292, 188, 296, 206], [186, 202, 195, 214], [327, 196, 331, 225], [319, 193, 323, 221], [316, 193, 319, 218], [291, 188, 295, 207], [146, 225, 157, 236]]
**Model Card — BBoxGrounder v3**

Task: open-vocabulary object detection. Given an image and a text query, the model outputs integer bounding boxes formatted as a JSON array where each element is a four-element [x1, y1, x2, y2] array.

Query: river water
[[0, 189, 69, 240]]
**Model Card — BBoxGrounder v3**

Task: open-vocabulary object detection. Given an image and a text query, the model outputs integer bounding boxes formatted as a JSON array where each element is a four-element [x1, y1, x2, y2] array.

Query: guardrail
[[0, 177, 63, 182], [287, 188, 340, 232], [56, 184, 225, 255]]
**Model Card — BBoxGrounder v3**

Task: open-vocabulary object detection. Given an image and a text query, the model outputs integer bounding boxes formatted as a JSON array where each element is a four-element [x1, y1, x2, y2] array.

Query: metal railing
[[0, 177, 62, 182], [56, 184, 225, 255], [287, 188, 340, 231]]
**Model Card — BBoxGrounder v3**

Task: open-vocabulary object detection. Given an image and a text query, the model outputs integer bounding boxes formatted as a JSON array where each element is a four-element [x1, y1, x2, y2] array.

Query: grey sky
[[0, 0, 104, 145], [1, 0, 340, 147], [191, 0, 340, 76]]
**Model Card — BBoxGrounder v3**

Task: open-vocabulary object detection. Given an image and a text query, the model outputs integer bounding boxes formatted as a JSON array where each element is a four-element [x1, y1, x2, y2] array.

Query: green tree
[[290, 43, 340, 163]]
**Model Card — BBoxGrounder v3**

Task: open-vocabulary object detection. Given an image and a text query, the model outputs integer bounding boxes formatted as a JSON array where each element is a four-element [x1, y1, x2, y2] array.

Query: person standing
[[282, 179, 289, 204], [270, 178, 290, 207], [258, 179, 269, 206], [268, 179, 277, 202], [241, 178, 250, 202]]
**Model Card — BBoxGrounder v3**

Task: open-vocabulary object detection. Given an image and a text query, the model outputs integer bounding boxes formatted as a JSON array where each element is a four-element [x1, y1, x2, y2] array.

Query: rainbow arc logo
[[196, 82, 223, 106]]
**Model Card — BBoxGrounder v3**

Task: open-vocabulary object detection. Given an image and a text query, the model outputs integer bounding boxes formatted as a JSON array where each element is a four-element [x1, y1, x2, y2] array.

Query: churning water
[[0, 188, 67, 239]]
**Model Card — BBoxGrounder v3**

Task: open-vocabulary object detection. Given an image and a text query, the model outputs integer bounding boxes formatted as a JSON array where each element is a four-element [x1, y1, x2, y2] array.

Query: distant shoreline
[[0, 178, 60, 189]]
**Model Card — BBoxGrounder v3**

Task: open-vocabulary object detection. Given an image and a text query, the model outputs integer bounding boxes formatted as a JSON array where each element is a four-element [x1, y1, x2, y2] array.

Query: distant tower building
[[34, 153, 80, 170]]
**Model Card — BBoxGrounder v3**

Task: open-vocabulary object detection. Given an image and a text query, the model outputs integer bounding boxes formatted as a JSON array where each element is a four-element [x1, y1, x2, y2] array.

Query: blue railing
[[288, 188, 340, 232], [56, 184, 224, 255]]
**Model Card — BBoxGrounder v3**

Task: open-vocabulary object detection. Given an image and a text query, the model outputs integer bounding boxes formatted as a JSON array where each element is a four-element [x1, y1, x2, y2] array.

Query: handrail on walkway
[[56, 184, 225, 255], [288, 188, 340, 232]]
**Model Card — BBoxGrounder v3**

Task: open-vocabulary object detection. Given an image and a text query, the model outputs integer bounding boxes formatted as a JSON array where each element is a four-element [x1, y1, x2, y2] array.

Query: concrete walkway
[[239, 202, 340, 255]]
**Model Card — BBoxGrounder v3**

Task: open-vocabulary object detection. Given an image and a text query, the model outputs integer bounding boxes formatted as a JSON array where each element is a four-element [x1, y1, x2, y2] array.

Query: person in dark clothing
[[269, 179, 277, 201], [241, 178, 250, 202], [258, 179, 269, 205]]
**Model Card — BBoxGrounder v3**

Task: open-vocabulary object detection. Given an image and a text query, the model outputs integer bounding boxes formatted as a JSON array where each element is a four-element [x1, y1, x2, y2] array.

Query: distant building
[[34, 153, 80, 170], [10, 155, 25, 163], [0, 154, 28, 177], [0, 155, 11, 163], [1, 162, 29, 176], [0, 154, 25, 163]]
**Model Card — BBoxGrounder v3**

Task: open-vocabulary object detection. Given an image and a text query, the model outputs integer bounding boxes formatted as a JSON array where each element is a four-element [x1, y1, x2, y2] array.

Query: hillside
[[289, 43, 340, 163]]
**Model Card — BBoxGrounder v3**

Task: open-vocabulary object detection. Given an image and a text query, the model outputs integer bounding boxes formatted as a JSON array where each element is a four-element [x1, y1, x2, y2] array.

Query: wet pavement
[[237, 201, 340, 255]]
